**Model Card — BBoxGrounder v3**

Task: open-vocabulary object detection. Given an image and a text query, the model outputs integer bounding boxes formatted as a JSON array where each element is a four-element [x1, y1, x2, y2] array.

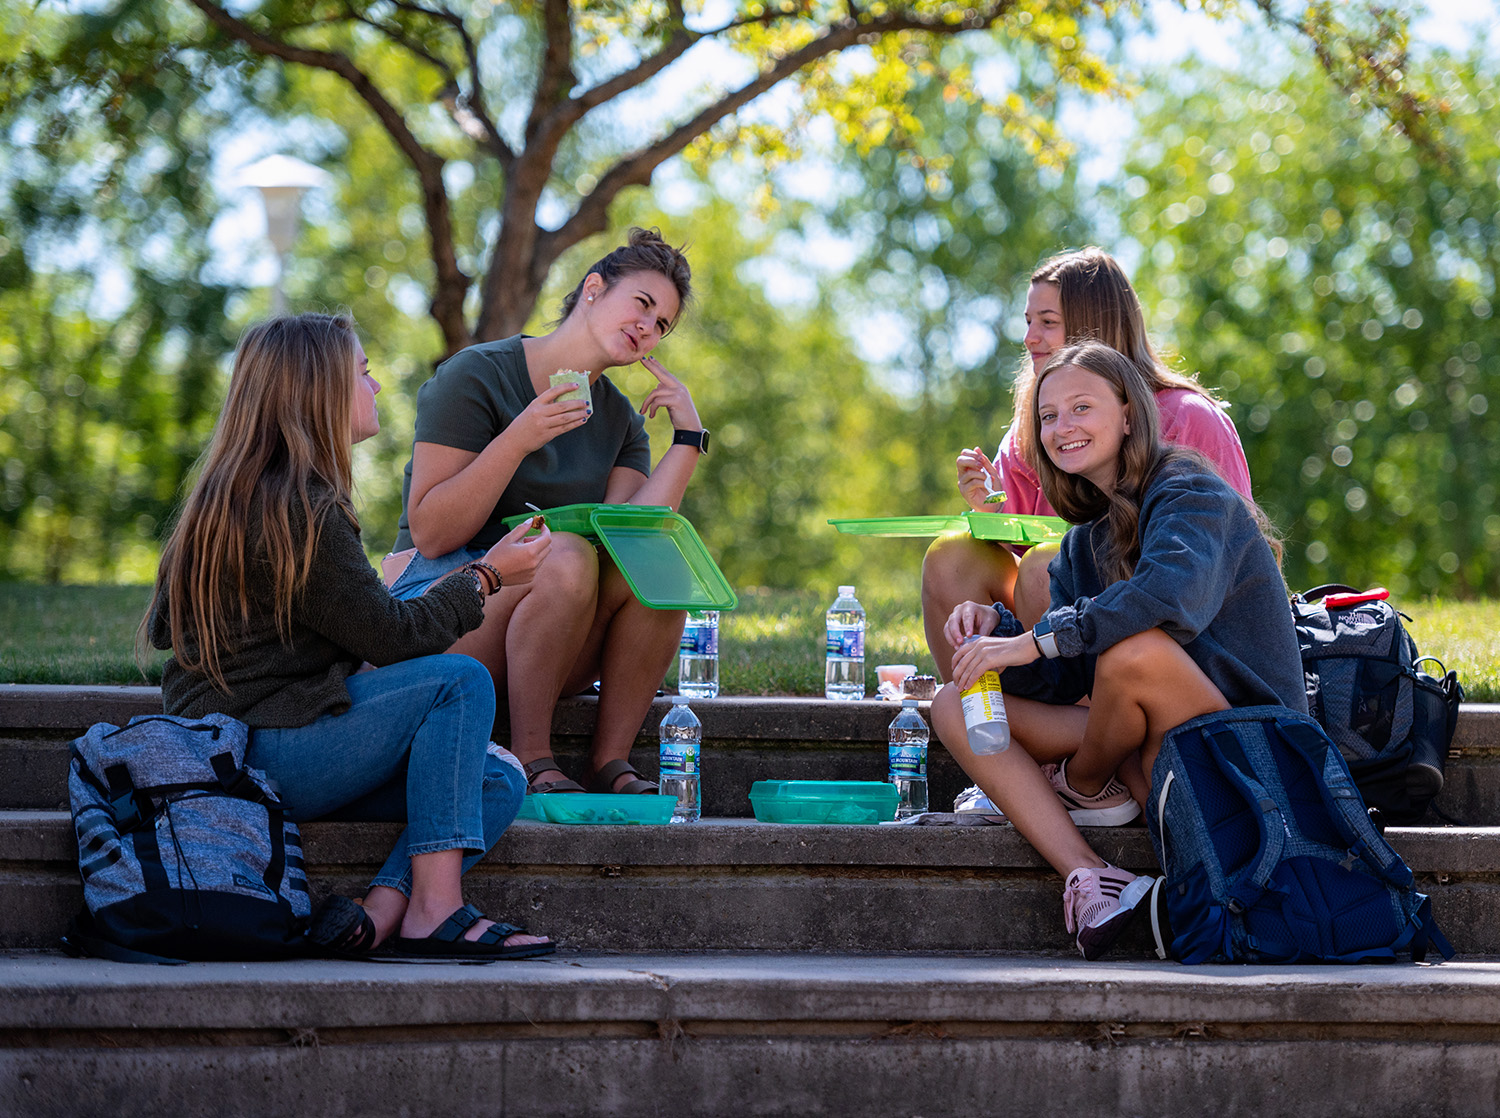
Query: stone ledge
[[5, 684, 1499, 749], [5, 950, 1500, 1031]]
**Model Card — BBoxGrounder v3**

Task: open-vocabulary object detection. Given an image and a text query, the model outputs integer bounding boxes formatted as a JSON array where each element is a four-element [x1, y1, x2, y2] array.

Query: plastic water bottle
[[658, 696, 701, 822], [888, 699, 929, 819], [824, 585, 866, 700], [959, 636, 1011, 754], [677, 610, 720, 698]]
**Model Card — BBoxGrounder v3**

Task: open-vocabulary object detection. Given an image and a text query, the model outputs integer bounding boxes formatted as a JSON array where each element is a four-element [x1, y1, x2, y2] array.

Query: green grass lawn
[[2, 581, 1495, 701]]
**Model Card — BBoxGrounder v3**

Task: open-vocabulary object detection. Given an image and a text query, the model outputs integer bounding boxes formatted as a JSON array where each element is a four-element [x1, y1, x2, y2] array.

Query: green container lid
[[828, 512, 1068, 544], [534, 793, 677, 825], [748, 780, 899, 825], [500, 503, 737, 611]]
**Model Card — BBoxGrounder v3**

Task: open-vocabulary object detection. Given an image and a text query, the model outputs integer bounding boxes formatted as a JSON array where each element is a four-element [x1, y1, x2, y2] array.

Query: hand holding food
[[507, 382, 590, 454], [481, 517, 552, 588], [956, 446, 1004, 511]]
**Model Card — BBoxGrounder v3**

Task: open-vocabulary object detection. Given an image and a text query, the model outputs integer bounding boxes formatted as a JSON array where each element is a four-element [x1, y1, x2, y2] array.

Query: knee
[[536, 533, 600, 601], [922, 532, 975, 588], [1012, 545, 1056, 627], [1095, 629, 1176, 685], [444, 654, 498, 722], [930, 684, 965, 752]]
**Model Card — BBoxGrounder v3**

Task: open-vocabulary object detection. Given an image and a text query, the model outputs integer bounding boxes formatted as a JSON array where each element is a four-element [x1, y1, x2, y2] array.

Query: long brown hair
[[1031, 342, 1281, 584], [557, 226, 693, 330], [143, 313, 361, 689], [1013, 247, 1218, 468]]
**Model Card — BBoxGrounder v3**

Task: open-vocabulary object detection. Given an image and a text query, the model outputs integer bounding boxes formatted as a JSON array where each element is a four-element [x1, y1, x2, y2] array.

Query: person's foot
[[1062, 865, 1154, 960], [400, 901, 551, 952], [395, 903, 554, 958], [1042, 759, 1141, 826], [522, 755, 586, 794]]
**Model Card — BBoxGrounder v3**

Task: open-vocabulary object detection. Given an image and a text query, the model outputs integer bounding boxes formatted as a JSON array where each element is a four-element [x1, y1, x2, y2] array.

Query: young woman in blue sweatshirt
[[931, 341, 1305, 959]]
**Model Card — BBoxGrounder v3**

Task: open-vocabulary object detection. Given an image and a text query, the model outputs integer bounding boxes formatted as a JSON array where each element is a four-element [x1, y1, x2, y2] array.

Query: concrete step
[[4, 949, 1500, 1118], [4, 685, 1500, 823], [6, 810, 1500, 956]]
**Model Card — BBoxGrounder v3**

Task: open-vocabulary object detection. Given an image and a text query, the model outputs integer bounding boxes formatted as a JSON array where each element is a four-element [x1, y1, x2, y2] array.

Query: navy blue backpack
[[1144, 705, 1452, 964]]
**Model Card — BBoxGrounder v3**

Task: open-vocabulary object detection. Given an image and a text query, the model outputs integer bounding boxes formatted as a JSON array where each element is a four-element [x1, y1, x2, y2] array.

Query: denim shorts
[[386, 545, 487, 601]]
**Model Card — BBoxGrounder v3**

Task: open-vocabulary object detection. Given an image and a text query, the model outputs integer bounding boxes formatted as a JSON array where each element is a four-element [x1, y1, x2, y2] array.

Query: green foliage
[[0, 1, 236, 582], [1120, 50, 1500, 596], [822, 39, 1093, 511]]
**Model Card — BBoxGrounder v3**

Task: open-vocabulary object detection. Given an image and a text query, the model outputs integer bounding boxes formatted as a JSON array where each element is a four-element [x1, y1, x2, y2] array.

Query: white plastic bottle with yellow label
[[959, 636, 1011, 754]]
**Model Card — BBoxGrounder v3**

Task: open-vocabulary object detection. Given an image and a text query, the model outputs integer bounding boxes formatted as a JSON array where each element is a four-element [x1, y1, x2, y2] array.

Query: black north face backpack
[[1291, 585, 1463, 825]]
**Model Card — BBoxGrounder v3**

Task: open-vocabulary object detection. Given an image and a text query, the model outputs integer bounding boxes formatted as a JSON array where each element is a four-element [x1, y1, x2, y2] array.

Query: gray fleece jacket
[[998, 455, 1307, 713]]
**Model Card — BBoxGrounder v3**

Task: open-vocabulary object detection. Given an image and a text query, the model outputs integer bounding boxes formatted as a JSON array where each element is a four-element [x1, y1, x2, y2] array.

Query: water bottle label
[[679, 624, 718, 656], [825, 626, 865, 658], [960, 672, 1005, 723], [660, 743, 699, 775], [888, 744, 926, 777]]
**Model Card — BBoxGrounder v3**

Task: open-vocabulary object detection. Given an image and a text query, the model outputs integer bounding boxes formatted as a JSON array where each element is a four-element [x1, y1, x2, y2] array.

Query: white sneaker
[[953, 784, 1005, 819], [1062, 865, 1155, 960]]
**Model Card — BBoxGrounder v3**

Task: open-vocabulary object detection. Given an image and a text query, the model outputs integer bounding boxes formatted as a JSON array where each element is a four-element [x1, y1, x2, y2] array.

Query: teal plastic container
[[534, 793, 677, 825], [748, 780, 900, 825]]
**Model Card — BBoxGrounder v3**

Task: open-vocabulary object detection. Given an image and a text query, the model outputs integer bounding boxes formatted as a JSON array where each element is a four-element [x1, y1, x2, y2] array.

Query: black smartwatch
[[673, 428, 710, 454]]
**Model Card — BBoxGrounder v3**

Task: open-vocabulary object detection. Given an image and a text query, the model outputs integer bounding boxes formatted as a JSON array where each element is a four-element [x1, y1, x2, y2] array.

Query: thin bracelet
[[471, 560, 504, 596]]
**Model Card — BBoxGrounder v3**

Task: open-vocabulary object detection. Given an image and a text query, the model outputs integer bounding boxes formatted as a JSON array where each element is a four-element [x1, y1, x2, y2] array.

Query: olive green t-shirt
[[393, 335, 651, 551]]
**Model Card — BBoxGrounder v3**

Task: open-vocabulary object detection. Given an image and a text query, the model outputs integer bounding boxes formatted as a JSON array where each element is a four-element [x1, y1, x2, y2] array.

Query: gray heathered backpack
[[64, 713, 311, 962]]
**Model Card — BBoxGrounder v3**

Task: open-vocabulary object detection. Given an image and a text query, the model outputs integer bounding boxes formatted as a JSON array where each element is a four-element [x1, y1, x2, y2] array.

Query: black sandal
[[523, 755, 586, 794], [392, 903, 555, 960], [309, 895, 379, 958], [590, 758, 660, 795]]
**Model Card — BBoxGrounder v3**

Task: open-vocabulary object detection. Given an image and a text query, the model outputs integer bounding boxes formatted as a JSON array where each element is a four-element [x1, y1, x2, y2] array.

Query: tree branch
[[184, 0, 473, 351], [546, 5, 1012, 260], [525, 0, 576, 144]]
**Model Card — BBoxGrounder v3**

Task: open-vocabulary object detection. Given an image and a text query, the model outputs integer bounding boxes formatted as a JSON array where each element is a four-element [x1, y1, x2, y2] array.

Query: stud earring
[[587, 296, 594, 303]]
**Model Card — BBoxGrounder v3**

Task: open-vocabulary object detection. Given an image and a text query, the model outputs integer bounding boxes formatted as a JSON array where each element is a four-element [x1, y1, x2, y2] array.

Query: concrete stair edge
[[5, 951, 1500, 1031]]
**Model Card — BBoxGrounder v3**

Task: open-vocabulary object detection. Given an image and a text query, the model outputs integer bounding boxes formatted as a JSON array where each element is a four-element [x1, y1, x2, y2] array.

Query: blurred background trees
[[1, 0, 1495, 600]]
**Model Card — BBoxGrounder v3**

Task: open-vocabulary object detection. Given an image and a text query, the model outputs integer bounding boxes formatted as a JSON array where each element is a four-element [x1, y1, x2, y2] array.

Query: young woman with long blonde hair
[[147, 312, 554, 958]]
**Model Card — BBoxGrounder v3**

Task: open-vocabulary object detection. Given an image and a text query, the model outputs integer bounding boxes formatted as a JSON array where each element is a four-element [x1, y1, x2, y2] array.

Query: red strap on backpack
[[1320, 587, 1390, 609]]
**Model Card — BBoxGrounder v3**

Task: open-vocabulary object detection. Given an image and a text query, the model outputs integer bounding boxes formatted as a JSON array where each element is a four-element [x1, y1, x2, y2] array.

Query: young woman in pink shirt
[[921, 247, 1251, 682]]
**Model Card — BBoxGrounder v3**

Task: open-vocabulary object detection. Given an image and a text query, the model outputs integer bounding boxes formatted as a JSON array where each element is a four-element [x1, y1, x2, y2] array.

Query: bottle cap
[[672, 695, 691, 704], [839, 585, 855, 595], [901, 698, 918, 708]]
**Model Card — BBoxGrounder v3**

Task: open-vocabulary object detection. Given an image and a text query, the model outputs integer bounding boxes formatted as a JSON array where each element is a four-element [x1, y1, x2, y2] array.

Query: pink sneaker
[[1062, 865, 1154, 960], [1042, 759, 1141, 826]]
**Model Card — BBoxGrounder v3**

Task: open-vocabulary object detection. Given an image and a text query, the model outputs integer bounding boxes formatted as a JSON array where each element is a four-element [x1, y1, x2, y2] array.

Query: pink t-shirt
[[994, 387, 1253, 518]]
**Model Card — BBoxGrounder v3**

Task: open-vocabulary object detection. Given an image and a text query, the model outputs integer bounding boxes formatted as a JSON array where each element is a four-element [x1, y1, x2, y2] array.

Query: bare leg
[[395, 850, 548, 949], [932, 685, 1100, 877], [921, 533, 1019, 681], [561, 555, 684, 791], [449, 533, 599, 786], [1011, 543, 1059, 630], [1064, 629, 1230, 796]]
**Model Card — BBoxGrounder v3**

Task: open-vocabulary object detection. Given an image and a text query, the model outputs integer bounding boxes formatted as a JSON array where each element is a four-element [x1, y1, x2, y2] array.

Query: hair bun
[[627, 226, 668, 248]]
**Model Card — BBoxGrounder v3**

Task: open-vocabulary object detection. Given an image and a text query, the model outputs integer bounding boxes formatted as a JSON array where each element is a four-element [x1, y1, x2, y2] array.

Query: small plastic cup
[[875, 663, 918, 700], [549, 369, 593, 419]]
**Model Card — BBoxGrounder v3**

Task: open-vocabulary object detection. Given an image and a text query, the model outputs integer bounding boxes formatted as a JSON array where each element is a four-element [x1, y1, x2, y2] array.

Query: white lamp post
[[238, 155, 329, 315]]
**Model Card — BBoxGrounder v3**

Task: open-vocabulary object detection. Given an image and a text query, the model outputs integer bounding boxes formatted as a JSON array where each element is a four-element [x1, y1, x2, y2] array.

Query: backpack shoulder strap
[[1200, 724, 1286, 911], [1272, 718, 1414, 889]]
